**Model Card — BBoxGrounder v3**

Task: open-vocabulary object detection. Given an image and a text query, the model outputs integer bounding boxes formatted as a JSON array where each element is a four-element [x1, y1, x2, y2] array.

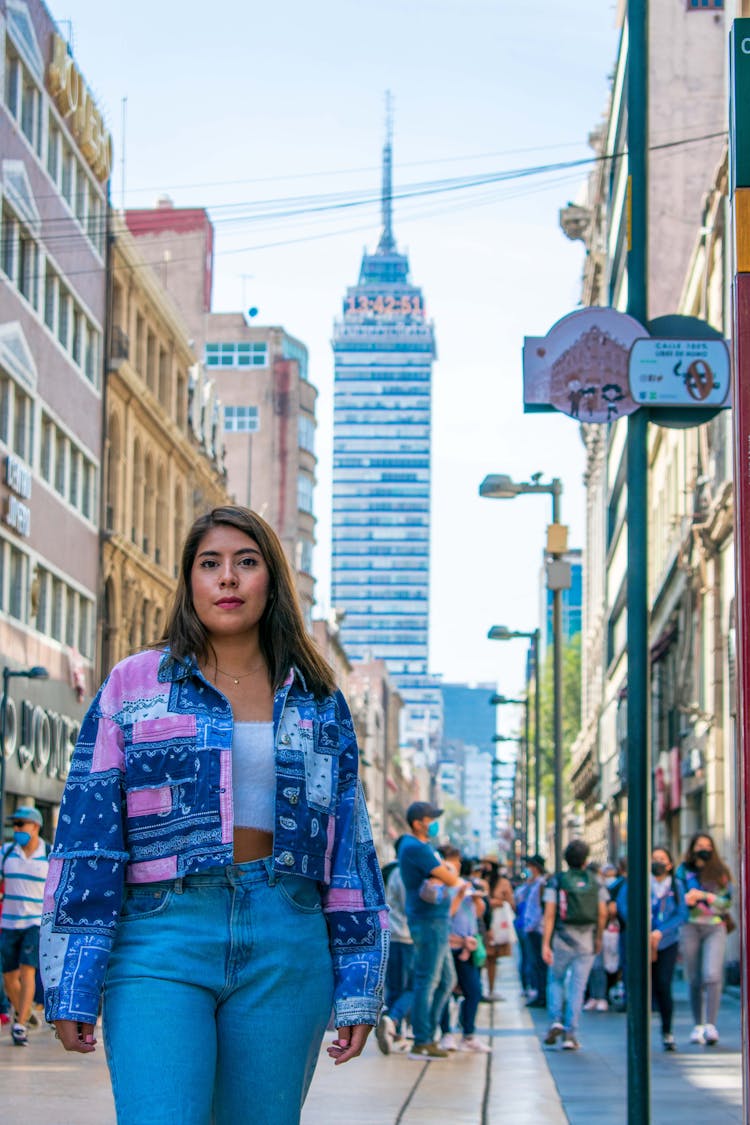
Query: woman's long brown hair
[[157, 506, 336, 698]]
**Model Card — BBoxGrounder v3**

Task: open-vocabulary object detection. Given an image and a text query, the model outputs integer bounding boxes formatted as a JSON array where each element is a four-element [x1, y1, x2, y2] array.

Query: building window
[[205, 342, 268, 369], [686, 0, 722, 7], [5, 45, 42, 157], [297, 474, 314, 514], [298, 414, 315, 454], [8, 545, 26, 622], [12, 387, 33, 461], [223, 405, 259, 432]]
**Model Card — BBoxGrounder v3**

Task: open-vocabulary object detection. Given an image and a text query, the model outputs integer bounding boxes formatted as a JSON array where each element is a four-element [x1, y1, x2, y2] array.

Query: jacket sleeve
[[320, 690, 389, 1028], [40, 679, 129, 1024]]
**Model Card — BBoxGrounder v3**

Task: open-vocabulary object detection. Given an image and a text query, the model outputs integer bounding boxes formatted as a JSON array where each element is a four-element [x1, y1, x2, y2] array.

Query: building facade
[[563, 0, 737, 879], [331, 132, 440, 760], [0, 1, 110, 827], [101, 218, 229, 675], [124, 203, 318, 622]]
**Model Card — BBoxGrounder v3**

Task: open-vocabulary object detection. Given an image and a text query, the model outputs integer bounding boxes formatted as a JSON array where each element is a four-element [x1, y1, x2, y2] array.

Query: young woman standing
[[41, 507, 388, 1124], [649, 847, 687, 1051], [676, 832, 733, 1047]]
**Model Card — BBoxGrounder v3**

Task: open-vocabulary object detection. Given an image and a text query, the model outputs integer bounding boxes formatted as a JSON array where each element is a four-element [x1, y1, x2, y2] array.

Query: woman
[[483, 861, 515, 999], [438, 848, 490, 1053], [40, 507, 388, 1124], [676, 832, 733, 1047], [649, 847, 687, 1051]]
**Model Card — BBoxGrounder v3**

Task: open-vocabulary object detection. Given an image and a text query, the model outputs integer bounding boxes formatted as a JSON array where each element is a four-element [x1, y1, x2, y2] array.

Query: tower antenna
[[377, 91, 395, 253]]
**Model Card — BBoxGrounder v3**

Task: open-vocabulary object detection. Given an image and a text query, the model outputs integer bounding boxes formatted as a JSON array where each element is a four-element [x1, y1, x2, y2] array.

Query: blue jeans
[[547, 934, 594, 1035], [408, 915, 456, 1046], [103, 859, 333, 1125], [440, 951, 482, 1037], [385, 940, 414, 1028]]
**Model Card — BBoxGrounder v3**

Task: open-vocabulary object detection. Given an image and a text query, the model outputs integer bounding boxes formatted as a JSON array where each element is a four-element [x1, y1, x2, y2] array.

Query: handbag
[[725, 913, 737, 935], [472, 932, 487, 968], [490, 900, 517, 947]]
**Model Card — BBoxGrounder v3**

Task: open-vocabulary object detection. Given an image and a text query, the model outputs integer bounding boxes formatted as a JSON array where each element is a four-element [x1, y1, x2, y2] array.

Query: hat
[[7, 805, 43, 826], [406, 801, 443, 826], [523, 853, 546, 872]]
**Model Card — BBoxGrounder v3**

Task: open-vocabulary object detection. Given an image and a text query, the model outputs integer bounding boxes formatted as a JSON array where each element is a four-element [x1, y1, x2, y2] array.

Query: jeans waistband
[[155, 857, 276, 892]]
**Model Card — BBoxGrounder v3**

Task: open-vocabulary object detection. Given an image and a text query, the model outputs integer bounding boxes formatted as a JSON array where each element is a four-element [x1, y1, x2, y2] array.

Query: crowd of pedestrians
[[375, 823, 735, 1060]]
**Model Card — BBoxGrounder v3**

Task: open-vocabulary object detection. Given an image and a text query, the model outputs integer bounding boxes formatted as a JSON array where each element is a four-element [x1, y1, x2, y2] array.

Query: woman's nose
[[219, 564, 238, 586]]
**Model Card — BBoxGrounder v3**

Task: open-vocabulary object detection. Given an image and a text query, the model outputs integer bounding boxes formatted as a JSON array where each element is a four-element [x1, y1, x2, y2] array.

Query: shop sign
[[628, 338, 730, 407], [1, 695, 78, 782], [47, 34, 112, 183], [4, 453, 31, 537]]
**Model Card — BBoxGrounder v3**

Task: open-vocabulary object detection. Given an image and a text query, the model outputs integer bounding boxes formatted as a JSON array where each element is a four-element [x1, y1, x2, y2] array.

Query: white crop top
[[232, 721, 275, 832]]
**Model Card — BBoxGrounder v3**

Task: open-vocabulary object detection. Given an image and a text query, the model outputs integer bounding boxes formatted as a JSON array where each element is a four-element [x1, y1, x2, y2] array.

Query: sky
[[56, 0, 620, 702]]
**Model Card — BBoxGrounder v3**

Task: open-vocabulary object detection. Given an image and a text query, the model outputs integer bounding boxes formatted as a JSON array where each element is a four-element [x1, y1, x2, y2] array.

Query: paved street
[[0, 965, 741, 1123]]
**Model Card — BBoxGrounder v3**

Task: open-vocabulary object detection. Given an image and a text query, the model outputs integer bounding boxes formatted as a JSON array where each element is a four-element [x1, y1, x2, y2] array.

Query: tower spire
[[377, 91, 395, 254]]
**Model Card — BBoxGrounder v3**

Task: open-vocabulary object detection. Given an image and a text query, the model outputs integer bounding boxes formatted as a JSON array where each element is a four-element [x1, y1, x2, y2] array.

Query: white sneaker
[[703, 1023, 719, 1045], [583, 998, 598, 1011], [375, 1014, 396, 1055], [595, 999, 609, 1012], [459, 1035, 492, 1053], [439, 1033, 458, 1051], [689, 1024, 705, 1044]]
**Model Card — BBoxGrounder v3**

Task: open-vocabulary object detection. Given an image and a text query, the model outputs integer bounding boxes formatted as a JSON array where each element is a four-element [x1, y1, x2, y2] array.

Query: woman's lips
[[215, 598, 243, 608]]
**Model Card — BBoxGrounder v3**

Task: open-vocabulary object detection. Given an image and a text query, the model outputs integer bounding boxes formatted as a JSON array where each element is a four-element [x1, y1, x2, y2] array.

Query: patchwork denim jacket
[[41, 649, 389, 1028]]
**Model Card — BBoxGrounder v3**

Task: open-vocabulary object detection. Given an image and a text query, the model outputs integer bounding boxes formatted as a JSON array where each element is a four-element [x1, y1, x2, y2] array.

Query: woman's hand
[[53, 1019, 97, 1054], [684, 889, 702, 906], [327, 1024, 372, 1065]]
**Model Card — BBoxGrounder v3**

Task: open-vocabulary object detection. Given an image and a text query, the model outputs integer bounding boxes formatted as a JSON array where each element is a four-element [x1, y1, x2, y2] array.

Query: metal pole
[[523, 694, 530, 856], [551, 483, 563, 873], [626, 1, 650, 1121], [533, 630, 541, 855]]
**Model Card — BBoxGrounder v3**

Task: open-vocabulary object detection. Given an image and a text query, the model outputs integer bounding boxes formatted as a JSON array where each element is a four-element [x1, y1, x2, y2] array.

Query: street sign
[[628, 338, 730, 407]]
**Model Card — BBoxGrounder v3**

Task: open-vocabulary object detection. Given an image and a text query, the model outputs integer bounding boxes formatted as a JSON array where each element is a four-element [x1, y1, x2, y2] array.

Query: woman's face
[[693, 836, 713, 860], [652, 848, 671, 871], [190, 525, 271, 643]]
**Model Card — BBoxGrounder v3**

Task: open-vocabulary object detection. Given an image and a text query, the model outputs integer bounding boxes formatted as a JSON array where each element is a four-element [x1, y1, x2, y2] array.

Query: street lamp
[[0, 665, 49, 830], [488, 627, 543, 858], [481, 472, 565, 873]]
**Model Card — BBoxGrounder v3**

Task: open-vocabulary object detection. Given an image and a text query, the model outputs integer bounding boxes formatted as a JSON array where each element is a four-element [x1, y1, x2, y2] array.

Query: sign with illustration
[[628, 338, 730, 407], [523, 307, 647, 423]]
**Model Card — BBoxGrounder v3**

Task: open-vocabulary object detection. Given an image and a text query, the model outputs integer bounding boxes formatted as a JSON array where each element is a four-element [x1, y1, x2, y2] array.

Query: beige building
[[123, 203, 318, 624], [563, 0, 737, 870], [102, 218, 229, 674]]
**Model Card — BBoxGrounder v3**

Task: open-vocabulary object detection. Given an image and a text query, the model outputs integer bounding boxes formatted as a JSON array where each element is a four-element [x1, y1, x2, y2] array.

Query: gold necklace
[[212, 663, 265, 686]]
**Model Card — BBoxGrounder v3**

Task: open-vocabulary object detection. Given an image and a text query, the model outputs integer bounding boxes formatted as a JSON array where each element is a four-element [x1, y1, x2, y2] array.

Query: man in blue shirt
[[398, 801, 463, 1059]]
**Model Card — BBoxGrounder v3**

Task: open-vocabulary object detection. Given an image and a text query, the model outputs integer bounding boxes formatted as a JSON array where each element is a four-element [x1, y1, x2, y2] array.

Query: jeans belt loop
[[263, 856, 277, 886], [173, 876, 184, 895]]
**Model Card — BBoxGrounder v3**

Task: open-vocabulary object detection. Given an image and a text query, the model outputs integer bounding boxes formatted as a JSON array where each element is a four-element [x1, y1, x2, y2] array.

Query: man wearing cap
[[397, 801, 463, 1059], [521, 853, 548, 1008], [1, 806, 49, 1046]]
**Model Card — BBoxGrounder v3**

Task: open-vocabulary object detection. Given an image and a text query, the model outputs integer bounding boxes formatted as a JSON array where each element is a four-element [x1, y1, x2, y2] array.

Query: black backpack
[[556, 867, 599, 926]]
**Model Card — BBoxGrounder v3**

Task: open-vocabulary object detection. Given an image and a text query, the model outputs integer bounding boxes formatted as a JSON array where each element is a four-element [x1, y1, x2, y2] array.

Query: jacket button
[[289, 793, 299, 805], [280, 852, 295, 866]]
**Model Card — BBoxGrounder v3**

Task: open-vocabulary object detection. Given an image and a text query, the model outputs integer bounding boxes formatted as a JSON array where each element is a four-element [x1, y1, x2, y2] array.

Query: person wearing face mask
[[675, 832, 733, 1046], [0, 806, 50, 1046], [644, 848, 687, 1050], [397, 802, 463, 1059]]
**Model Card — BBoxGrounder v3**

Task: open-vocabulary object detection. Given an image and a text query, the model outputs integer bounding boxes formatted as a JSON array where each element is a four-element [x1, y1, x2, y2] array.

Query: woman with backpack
[[675, 832, 733, 1047], [649, 846, 687, 1051]]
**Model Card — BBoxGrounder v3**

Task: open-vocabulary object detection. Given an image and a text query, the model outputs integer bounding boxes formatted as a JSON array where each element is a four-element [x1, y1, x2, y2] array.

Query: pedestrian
[[485, 862, 515, 999], [397, 801, 462, 1059], [583, 861, 618, 1012], [1, 805, 50, 1046], [376, 838, 413, 1054], [675, 831, 734, 1047], [520, 853, 548, 1009], [513, 870, 533, 996], [648, 846, 688, 1051], [41, 506, 388, 1125], [542, 838, 608, 1051], [437, 847, 491, 1053]]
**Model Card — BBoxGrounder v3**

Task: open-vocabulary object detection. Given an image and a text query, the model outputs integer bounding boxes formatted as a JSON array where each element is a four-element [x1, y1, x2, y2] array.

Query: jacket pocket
[[125, 716, 199, 790]]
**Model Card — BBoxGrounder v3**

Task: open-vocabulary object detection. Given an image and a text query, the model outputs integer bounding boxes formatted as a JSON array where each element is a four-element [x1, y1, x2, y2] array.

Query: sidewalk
[[526, 974, 742, 1124]]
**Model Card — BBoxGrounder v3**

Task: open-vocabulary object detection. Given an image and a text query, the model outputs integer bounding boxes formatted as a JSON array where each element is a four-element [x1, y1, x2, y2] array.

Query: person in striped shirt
[[1, 806, 49, 1046]]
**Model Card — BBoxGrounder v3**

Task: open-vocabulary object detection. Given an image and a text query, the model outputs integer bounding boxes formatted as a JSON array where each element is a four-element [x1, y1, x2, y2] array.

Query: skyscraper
[[331, 118, 439, 757]]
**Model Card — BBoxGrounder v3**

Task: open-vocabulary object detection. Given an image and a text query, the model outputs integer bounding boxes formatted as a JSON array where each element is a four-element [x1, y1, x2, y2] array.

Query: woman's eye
[[239, 557, 257, 567]]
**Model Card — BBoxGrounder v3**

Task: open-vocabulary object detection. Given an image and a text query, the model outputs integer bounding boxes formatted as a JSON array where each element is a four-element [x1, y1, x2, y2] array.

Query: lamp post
[[490, 695, 529, 857], [0, 665, 49, 829], [493, 733, 523, 872], [481, 473, 565, 872], [488, 627, 542, 857]]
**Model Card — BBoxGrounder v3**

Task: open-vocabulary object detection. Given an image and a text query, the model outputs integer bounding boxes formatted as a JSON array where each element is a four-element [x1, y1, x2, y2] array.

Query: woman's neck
[[203, 635, 265, 675]]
